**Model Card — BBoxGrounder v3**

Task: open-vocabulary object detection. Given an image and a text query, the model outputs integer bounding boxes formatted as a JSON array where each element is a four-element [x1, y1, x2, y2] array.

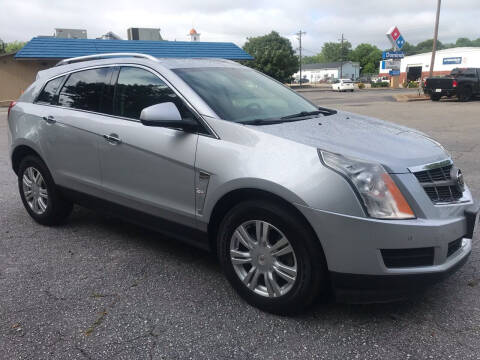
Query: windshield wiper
[[239, 118, 287, 125], [281, 107, 337, 120]]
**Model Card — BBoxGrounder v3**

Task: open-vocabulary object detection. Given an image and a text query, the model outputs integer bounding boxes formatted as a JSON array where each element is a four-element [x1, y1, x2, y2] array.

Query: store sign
[[443, 57, 462, 65], [381, 59, 401, 71], [386, 26, 406, 50], [382, 51, 405, 59]]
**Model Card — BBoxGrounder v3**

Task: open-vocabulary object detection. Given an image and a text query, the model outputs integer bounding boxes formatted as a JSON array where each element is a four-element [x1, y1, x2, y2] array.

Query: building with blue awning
[[1, 36, 252, 101]]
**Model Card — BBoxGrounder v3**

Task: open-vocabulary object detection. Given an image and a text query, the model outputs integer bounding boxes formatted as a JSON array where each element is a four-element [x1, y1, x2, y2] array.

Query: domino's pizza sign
[[386, 26, 406, 50]]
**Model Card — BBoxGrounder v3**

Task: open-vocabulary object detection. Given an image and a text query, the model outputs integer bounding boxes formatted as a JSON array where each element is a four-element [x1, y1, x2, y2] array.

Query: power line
[[296, 30, 306, 84]]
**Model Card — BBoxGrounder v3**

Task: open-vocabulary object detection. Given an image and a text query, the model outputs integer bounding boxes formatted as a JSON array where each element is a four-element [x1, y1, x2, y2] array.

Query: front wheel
[[217, 200, 327, 314], [18, 155, 73, 225]]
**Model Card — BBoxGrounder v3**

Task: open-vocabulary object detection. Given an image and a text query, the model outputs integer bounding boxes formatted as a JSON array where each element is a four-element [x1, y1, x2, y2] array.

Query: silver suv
[[7, 54, 479, 314]]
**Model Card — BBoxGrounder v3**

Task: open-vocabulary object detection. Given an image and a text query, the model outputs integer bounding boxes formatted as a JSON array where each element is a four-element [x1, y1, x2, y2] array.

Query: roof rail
[[55, 53, 158, 67]]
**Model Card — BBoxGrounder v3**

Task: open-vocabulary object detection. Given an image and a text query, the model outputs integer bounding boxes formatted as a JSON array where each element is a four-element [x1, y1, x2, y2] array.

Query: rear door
[[40, 67, 114, 195], [96, 66, 199, 228]]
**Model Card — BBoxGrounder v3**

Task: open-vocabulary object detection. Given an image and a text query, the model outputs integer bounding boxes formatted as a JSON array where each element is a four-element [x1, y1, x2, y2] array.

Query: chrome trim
[[409, 159, 472, 205], [55, 53, 159, 67], [407, 159, 453, 173]]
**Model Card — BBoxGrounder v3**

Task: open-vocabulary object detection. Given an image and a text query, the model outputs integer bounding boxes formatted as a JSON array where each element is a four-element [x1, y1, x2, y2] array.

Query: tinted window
[[36, 76, 65, 104], [114, 67, 194, 120], [452, 68, 477, 78], [173, 67, 318, 123], [58, 68, 111, 112]]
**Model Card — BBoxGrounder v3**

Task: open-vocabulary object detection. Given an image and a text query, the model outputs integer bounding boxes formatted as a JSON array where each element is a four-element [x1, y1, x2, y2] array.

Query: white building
[[294, 61, 360, 82], [189, 28, 201, 42], [379, 47, 480, 82]]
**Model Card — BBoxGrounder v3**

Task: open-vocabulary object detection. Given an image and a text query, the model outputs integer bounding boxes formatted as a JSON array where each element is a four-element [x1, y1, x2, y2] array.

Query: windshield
[[173, 67, 319, 123]]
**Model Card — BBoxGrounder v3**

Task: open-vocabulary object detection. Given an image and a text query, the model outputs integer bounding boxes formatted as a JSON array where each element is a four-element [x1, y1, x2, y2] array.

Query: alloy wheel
[[230, 220, 297, 298], [22, 166, 48, 215]]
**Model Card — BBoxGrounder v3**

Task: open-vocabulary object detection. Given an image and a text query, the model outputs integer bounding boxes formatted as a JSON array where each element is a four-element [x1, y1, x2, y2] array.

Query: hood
[[249, 110, 449, 173]]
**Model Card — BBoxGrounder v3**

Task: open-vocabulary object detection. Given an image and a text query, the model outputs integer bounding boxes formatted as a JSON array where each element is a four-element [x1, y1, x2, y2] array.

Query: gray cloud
[[2, 0, 479, 54]]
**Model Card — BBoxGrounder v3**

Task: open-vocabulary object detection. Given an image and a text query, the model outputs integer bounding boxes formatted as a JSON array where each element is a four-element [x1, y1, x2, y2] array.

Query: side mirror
[[140, 102, 197, 132]]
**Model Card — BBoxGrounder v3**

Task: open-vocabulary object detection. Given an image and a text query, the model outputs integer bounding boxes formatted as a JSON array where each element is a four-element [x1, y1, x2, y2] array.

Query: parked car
[[424, 68, 480, 101], [332, 79, 354, 92], [294, 78, 309, 84], [371, 76, 390, 84], [8, 54, 478, 314]]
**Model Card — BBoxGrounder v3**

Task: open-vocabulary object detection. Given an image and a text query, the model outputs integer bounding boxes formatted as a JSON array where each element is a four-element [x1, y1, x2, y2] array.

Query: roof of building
[[302, 61, 359, 70], [15, 37, 253, 60], [189, 28, 198, 35], [403, 46, 480, 59]]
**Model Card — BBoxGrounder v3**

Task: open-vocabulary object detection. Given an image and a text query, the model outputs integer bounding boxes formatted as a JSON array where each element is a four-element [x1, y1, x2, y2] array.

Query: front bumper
[[297, 203, 478, 303]]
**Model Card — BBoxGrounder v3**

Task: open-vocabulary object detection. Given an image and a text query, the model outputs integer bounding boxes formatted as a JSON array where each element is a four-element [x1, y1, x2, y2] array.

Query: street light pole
[[429, 0, 441, 78]]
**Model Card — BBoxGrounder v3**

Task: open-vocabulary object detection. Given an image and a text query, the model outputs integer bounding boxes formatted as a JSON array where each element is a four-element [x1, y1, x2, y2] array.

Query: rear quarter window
[[35, 76, 65, 104]]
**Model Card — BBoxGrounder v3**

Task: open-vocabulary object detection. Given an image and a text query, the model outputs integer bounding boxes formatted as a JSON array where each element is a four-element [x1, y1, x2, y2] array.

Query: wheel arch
[[11, 144, 44, 175], [207, 187, 323, 257]]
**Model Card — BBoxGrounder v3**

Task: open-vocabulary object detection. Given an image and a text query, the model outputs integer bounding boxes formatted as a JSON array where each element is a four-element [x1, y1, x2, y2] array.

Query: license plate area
[[435, 89, 442, 93]]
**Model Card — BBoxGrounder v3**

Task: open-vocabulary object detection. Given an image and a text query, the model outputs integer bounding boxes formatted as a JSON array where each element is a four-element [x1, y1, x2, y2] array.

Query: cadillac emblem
[[451, 167, 465, 193]]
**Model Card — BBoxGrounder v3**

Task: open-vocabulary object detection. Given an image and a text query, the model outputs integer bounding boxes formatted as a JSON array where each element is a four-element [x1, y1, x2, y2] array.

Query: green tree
[[302, 54, 326, 64], [242, 31, 298, 83], [414, 39, 444, 54], [4, 41, 26, 53], [455, 37, 472, 47], [348, 43, 382, 74], [400, 41, 416, 56], [471, 38, 480, 47], [318, 41, 352, 62]]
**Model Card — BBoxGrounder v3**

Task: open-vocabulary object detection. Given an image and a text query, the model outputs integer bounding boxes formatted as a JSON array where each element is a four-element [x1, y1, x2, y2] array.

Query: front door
[[97, 66, 199, 228]]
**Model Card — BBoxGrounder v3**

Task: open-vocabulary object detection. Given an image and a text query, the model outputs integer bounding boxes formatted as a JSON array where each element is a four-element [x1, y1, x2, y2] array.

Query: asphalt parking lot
[[1, 90, 479, 359]]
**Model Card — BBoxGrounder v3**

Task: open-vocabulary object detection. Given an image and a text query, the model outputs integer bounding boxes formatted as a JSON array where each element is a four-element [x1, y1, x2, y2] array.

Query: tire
[[458, 86, 472, 102], [18, 155, 73, 226], [217, 199, 327, 315], [430, 94, 441, 101]]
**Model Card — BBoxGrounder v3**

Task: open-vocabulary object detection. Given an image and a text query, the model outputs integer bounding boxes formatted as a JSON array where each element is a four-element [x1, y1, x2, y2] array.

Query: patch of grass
[[84, 310, 107, 336], [91, 292, 107, 298]]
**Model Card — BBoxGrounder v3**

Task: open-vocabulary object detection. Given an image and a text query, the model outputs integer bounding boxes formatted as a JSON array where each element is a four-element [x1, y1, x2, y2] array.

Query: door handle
[[42, 115, 56, 124], [103, 133, 121, 144]]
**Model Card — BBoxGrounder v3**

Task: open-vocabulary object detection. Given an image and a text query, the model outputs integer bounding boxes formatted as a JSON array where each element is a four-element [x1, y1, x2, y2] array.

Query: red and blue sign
[[386, 26, 406, 50]]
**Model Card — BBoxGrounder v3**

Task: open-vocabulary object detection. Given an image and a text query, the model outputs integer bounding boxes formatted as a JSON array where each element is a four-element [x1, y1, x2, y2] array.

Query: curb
[[394, 94, 430, 102]]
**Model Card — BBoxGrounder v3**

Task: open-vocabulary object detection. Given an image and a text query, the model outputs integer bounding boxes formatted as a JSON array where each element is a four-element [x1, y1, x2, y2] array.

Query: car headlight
[[319, 150, 415, 219]]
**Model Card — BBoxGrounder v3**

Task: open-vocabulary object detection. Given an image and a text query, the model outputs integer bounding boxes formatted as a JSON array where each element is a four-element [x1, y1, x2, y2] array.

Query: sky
[[1, 0, 479, 54]]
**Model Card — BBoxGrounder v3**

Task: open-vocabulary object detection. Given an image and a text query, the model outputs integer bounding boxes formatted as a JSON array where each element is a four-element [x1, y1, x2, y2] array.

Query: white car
[[332, 79, 354, 92]]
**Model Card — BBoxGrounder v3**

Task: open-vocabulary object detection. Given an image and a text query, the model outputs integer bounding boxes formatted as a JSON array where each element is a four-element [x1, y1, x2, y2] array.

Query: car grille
[[413, 164, 463, 203], [381, 247, 435, 268]]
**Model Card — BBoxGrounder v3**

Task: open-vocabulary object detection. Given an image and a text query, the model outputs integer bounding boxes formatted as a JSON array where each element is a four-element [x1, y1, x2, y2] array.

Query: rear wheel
[[18, 155, 73, 225], [430, 93, 441, 101], [458, 86, 472, 102], [217, 200, 327, 314]]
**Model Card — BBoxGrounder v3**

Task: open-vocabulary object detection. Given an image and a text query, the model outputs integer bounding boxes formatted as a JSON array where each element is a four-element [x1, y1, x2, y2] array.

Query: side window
[[36, 76, 65, 104], [58, 67, 111, 112], [114, 67, 194, 120], [463, 69, 476, 78]]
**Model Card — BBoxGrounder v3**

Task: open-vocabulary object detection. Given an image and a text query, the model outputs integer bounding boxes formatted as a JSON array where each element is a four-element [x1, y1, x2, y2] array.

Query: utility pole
[[429, 0, 441, 78], [339, 33, 346, 78], [296, 30, 306, 85]]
